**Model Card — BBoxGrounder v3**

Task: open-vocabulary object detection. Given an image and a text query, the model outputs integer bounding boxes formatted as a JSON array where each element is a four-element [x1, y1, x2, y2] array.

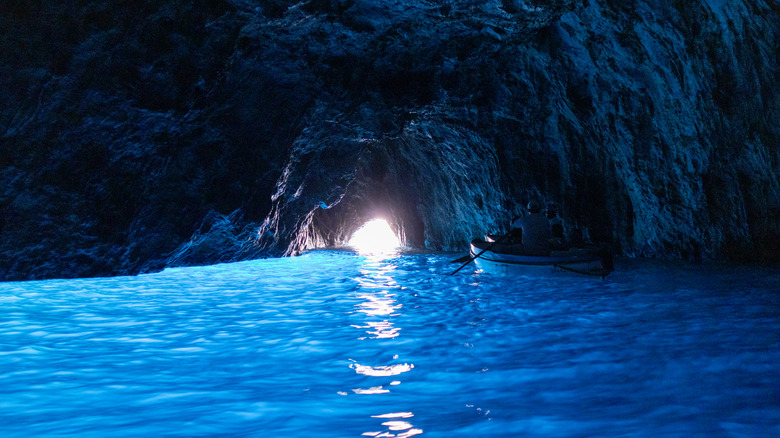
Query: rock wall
[[1, 0, 778, 280]]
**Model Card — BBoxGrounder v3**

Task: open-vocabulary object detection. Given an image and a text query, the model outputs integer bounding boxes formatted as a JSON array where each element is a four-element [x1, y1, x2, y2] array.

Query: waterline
[[1, 252, 778, 437]]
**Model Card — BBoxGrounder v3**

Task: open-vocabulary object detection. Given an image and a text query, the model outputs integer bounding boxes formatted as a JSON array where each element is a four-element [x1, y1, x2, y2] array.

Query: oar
[[449, 255, 472, 264], [450, 233, 510, 275]]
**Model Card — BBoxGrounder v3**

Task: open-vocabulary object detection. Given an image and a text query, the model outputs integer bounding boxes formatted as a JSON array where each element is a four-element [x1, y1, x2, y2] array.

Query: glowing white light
[[348, 219, 400, 254]]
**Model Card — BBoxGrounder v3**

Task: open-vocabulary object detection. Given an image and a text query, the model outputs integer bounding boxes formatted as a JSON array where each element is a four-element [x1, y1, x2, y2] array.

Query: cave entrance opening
[[348, 218, 400, 254]]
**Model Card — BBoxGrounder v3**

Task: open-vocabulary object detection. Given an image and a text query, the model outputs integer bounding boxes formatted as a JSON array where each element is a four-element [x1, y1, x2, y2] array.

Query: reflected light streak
[[372, 413, 414, 419], [356, 293, 401, 316], [364, 412, 423, 438], [362, 431, 423, 438], [350, 362, 414, 377], [357, 273, 398, 290], [352, 386, 390, 395], [351, 321, 400, 339], [383, 421, 414, 431], [349, 219, 400, 254]]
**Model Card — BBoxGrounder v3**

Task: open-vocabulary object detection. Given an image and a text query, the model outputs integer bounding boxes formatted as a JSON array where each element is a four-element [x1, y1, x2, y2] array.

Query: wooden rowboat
[[469, 239, 613, 278]]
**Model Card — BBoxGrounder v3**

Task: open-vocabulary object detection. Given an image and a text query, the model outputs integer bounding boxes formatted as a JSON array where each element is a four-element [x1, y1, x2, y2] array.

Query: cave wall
[[1, 0, 778, 280]]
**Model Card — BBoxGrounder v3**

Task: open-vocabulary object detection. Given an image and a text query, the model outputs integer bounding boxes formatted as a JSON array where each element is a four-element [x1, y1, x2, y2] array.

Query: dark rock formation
[[1, 0, 778, 280]]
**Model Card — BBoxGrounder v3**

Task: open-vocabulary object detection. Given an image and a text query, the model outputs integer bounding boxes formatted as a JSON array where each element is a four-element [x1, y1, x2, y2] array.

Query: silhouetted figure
[[511, 200, 551, 255], [546, 204, 567, 250], [508, 215, 523, 244]]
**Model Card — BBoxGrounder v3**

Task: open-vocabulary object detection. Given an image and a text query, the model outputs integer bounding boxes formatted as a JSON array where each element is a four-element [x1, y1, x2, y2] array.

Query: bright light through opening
[[349, 219, 400, 254]]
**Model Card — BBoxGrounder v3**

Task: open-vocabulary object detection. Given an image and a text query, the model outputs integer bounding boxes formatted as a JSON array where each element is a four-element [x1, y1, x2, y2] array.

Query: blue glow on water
[[1, 251, 778, 437]]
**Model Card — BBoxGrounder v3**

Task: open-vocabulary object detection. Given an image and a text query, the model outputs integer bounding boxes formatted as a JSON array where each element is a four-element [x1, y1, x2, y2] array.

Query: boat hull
[[470, 240, 612, 277]]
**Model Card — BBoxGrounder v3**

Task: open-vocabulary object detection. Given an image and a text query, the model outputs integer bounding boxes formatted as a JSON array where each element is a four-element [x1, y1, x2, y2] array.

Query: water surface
[[1, 251, 778, 437]]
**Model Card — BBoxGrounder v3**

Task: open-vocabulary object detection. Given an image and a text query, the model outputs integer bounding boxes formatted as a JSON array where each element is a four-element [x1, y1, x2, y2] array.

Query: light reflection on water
[[0, 251, 778, 437], [350, 254, 421, 435]]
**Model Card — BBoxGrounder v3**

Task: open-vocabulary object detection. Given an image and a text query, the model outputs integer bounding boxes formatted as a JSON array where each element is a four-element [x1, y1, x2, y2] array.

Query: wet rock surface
[[1, 0, 778, 280]]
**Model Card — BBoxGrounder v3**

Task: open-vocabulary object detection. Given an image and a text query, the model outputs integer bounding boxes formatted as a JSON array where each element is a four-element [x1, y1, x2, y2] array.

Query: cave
[[0, 0, 778, 280]]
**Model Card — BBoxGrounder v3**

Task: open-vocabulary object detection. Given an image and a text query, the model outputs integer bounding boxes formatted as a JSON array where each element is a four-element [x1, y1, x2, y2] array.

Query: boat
[[469, 238, 614, 278]]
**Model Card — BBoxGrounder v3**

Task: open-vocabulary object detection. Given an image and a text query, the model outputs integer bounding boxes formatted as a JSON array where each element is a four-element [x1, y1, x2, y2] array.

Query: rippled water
[[1, 251, 778, 437]]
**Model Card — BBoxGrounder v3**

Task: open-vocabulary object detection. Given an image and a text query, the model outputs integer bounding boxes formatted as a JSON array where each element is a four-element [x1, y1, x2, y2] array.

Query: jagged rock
[[0, 0, 778, 280], [166, 209, 266, 266]]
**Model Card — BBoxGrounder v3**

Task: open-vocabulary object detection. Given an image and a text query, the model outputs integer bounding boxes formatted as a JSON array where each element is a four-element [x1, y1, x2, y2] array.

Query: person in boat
[[511, 200, 551, 255], [546, 204, 568, 251], [546, 204, 565, 234], [507, 214, 523, 244]]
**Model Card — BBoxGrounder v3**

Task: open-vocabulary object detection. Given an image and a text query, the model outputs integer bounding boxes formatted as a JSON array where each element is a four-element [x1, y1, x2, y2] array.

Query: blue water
[[1, 251, 778, 437]]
